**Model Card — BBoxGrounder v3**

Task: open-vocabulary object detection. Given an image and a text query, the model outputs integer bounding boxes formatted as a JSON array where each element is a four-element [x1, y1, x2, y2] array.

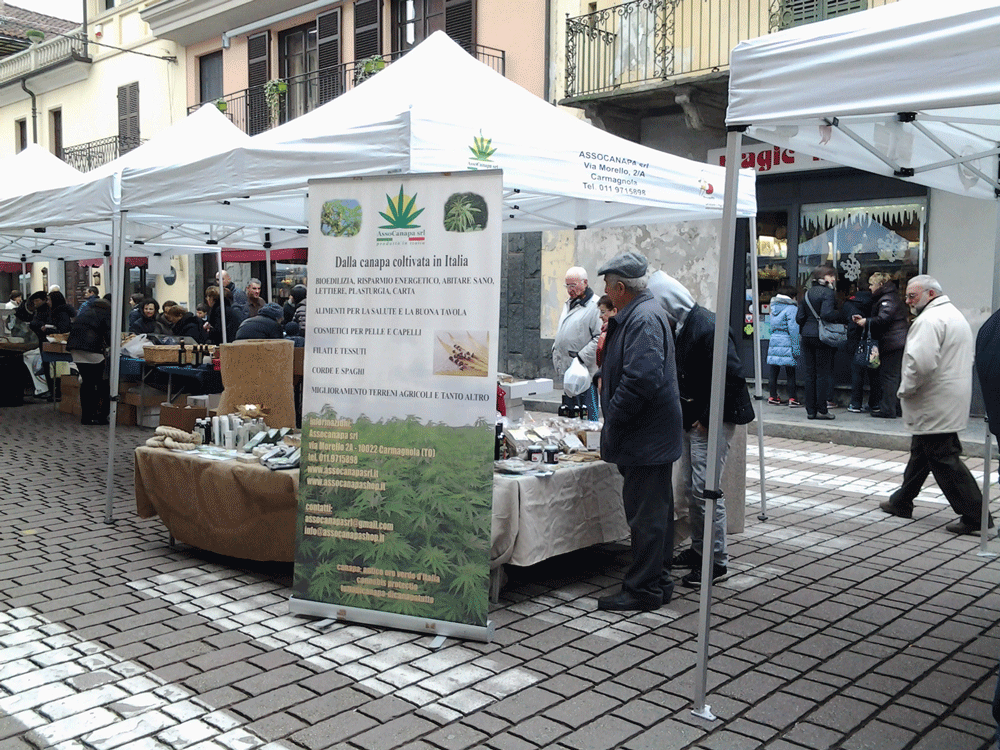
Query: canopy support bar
[[748, 217, 768, 521], [907, 121, 1000, 190], [827, 118, 902, 173]]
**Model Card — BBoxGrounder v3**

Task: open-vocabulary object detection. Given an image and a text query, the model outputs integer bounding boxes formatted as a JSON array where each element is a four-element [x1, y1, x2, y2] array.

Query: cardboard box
[[59, 375, 81, 416], [138, 406, 161, 429], [116, 405, 137, 426], [159, 396, 209, 433], [124, 385, 167, 407]]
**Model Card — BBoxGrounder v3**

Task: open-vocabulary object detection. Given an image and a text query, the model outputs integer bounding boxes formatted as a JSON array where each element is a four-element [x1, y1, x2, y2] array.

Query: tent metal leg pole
[[748, 217, 767, 520], [218, 250, 228, 343], [980, 425, 994, 555], [265, 248, 273, 305], [692, 128, 744, 721], [981, 201, 1000, 551], [104, 214, 128, 525], [20, 260, 26, 298]]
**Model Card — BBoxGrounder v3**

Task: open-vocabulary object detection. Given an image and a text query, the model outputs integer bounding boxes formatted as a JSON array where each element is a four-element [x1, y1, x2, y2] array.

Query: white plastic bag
[[123, 334, 149, 358], [562, 358, 590, 397]]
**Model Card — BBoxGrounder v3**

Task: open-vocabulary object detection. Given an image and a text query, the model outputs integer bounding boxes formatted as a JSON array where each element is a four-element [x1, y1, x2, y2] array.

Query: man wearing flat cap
[[597, 251, 683, 611]]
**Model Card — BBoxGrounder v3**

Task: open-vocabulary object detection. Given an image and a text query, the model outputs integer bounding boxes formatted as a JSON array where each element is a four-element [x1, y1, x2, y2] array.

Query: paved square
[[1, 404, 997, 749]]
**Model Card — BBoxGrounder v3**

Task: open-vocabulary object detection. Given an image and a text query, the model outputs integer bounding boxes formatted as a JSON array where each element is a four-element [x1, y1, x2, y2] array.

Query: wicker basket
[[142, 344, 217, 364]]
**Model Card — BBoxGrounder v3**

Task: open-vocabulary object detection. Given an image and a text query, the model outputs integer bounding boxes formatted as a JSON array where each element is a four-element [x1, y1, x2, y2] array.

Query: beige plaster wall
[[541, 219, 723, 338]]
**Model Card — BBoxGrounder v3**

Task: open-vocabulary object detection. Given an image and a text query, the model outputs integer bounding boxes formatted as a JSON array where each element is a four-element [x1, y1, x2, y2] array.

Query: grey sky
[[9, 0, 84, 23]]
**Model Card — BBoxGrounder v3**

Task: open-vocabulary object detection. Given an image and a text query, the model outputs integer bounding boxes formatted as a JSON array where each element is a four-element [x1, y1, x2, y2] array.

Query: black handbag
[[853, 324, 880, 369]]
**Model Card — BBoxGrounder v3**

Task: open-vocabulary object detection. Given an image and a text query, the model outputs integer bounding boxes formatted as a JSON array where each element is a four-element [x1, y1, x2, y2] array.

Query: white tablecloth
[[491, 459, 629, 569]]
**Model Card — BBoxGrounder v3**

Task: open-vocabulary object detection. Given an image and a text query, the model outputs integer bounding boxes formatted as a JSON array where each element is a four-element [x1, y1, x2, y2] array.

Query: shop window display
[[797, 199, 925, 291]]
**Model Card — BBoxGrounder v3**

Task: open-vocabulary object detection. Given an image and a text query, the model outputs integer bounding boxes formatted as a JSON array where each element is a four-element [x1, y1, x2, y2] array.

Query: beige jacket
[[897, 295, 973, 435]]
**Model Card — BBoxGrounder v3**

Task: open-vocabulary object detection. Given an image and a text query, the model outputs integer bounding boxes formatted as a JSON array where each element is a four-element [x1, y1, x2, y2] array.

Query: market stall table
[[134, 446, 630, 583]]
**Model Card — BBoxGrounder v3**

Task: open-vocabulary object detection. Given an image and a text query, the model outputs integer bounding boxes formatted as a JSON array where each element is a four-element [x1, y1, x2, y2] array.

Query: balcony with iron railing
[[564, 0, 895, 101], [61, 135, 144, 173], [190, 44, 505, 135]]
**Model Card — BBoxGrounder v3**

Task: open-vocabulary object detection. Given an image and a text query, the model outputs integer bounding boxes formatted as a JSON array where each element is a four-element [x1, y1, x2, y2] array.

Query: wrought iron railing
[[0, 33, 88, 82], [190, 44, 505, 135], [61, 135, 145, 172], [565, 0, 893, 98]]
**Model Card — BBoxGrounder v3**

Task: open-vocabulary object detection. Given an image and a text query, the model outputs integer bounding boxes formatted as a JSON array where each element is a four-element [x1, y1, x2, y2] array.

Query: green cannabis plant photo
[[443, 192, 489, 233], [295, 410, 493, 626], [379, 185, 425, 229], [320, 199, 363, 237], [469, 132, 497, 161]]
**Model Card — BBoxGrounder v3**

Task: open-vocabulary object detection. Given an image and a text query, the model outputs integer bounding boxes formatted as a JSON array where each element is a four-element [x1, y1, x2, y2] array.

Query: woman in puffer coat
[[854, 273, 910, 418], [162, 305, 208, 343], [766, 286, 801, 406]]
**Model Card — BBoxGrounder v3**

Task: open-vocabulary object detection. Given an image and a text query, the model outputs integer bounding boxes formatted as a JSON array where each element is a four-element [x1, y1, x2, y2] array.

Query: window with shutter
[[354, 0, 382, 61], [247, 31, 271, 135], [444, 0, 474, 51], [317, 8, 343, 104], [391, 0, 474, 52], [117, 82, 139, 154], [780, 0, 866, 28]]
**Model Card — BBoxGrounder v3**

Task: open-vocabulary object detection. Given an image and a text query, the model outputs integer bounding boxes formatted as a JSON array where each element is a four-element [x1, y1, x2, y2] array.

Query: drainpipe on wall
[[82, 0, 88, 59], [544, 0, 551, 103], [20, 79, 37, 144]]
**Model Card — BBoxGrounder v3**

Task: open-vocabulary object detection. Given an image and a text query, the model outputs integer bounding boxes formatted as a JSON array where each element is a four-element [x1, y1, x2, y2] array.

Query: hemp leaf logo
[[469, 131, 497, 161], [379, 185, 424, 229]]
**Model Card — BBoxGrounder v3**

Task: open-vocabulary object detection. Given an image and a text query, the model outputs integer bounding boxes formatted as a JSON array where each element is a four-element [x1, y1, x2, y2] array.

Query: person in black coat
[[650, 270, 754, 588], [843, 281, 881, 413], [162, 306, 208, 343], [597, 252, 682, 612], [66, 298, 112, 425], [860, 275, 910, 418], [130, 298, 170, 336], [204, 286, 239, 345], [796, 266, 846, 419], [234, 303, 285, 340]]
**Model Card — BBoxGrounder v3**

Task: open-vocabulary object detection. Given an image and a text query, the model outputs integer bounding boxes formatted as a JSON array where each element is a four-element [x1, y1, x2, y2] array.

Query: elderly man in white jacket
[[553, 266, 601, 416], [879, 275, 993, 535]]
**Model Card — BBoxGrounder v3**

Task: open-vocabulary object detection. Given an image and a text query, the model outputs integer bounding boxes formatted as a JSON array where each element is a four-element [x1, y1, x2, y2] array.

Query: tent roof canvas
[[726, 0, 1000, 200], [121, 32, 756, 234]]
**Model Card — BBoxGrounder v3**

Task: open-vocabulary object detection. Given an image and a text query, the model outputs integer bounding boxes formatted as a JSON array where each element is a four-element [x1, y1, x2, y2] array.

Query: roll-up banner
[[290, 171, 502, 642]]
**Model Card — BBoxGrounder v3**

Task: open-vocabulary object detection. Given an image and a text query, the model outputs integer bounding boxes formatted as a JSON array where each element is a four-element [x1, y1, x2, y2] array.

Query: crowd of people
[[2, 271, 310, 426], [125, 271, 308, 347], [765, 266, 911, 420], [553, 253, 993, 614]]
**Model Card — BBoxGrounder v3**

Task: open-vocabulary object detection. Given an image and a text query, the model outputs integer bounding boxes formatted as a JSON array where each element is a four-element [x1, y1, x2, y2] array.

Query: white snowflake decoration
[[876, 235, 908, 262], [840, 253, 861, 281]]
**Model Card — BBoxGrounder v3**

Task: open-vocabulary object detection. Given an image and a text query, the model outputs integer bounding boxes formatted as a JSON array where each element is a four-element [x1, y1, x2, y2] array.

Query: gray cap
[[597, 251, 648, 279]]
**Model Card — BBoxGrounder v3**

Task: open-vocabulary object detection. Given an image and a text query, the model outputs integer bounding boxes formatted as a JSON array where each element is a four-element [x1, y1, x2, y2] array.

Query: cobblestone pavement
[[1, 403, 998, 750]]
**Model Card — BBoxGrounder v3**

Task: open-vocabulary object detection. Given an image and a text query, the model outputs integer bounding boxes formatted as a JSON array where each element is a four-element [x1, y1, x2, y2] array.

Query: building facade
[[538, 0, 996, 406]]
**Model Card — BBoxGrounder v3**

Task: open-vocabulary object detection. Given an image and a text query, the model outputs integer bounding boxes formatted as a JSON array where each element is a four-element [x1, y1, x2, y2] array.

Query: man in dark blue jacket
[[598, 251, 683, 612]]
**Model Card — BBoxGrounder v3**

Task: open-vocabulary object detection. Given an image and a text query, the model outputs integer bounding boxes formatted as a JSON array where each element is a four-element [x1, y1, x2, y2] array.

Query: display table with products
[[134, 446, 300, 562], [133, 446, 633, 574]]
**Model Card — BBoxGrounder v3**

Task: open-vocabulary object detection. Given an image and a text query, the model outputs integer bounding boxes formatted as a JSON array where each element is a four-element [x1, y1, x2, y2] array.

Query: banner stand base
[[289, 595, 495, 643]]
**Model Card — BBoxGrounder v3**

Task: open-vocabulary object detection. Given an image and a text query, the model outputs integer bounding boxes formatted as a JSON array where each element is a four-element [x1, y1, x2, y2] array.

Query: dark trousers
[[801, 337, 834, 416], [849, 358, 881, 410], [618, 463, 674, 603], [889, 433, 983, 524], [878, 348, 903, 417], [77, 361, 109, 423], [768, 364, 797, 400]]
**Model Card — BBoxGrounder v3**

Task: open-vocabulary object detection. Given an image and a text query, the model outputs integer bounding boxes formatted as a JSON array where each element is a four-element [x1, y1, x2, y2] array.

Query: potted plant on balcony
[[25, 29, 44, 44], [214, 98, 228, 114], [264, 79, 288, 127], [354, 55, 386, 86]]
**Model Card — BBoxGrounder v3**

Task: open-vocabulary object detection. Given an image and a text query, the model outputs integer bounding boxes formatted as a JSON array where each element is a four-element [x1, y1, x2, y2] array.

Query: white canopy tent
[[1, 34, 760, 663], [702, 0, 1000, 720], [120, 32, 757, 234]]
